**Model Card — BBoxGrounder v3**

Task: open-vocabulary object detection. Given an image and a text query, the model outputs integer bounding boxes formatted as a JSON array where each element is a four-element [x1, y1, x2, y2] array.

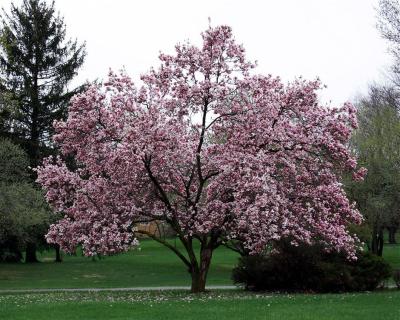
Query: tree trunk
[[371, 229, 378, 254], [54, 244, 62, 262], [371, 227, 384, 256], [28, 67, 41, 176], [25, 243, 39, 263], [377, 229, 384, 256], [191, 269, 207, 293], [388, 227, 397, 244], [224, 240, 250, 256], [190, 247, 213, 293]]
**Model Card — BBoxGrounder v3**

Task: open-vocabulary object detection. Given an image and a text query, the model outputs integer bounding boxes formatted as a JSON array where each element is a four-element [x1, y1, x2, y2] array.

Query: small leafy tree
[[37, 25, 364, 292], [0, 139, 50, 262], [0, 183, 50, 262]]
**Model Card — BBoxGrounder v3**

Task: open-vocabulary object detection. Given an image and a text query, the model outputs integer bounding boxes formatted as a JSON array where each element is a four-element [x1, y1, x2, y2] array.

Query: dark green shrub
[[347, 252, 392, 291], [232, 243, 392, 292], [232, 244, 324, 291], [394, 269, 400, 289]]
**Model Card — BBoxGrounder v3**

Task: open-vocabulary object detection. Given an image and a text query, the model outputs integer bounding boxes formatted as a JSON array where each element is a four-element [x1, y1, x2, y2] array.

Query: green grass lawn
[[0, 239, 399, 290], [1, 240, 399, 320], [383, 244, 400, 269], [0, 239, 239, 289], [1, 290, 400, 320]]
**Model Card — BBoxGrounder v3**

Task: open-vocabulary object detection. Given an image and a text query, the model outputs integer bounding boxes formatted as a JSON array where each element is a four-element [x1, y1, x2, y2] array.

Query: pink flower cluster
[[37, 25, 363, 258]]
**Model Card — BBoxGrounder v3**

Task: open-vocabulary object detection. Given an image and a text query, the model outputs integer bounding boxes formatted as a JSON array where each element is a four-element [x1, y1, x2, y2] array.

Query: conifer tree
[[0, 0, 86, 167]]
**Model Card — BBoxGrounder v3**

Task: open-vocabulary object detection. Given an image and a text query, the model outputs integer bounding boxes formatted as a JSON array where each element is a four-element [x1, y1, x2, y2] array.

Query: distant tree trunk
[[28, 69, 40, 174], [377, 228, 384, 256], [388, 226, 397, 244], [25, 243, 39, 263], [54, 244, 62, 262], [371, 227, 384, 256]]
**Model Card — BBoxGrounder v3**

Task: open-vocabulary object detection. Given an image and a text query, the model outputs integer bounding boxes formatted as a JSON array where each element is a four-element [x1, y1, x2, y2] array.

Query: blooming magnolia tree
[[37, 25, 365, 292]]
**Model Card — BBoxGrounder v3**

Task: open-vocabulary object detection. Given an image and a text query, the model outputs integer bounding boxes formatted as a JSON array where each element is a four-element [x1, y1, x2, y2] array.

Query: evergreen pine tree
[[0, 0, 86, 167]]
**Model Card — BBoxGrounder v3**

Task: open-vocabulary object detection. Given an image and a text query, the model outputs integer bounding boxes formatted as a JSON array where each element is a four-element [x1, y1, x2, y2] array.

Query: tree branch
[[143, 154, 173, 212], [136, 230, 191, 269]]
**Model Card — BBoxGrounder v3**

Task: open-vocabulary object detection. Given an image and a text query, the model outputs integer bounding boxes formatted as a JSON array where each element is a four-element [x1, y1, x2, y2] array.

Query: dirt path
[[0, 285, 237, 293]]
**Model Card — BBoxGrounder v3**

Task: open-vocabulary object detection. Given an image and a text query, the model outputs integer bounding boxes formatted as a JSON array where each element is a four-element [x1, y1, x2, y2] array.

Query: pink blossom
[[37, 25, 364, 291]]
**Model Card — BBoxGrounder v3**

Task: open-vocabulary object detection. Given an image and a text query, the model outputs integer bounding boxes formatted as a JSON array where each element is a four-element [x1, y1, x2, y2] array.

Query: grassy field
[[1, 290, 400, 320], [0, 240, 399, 320], [0, 239, 239, 289], [0, 239, 399, 290], [383, 244, 400, 269]]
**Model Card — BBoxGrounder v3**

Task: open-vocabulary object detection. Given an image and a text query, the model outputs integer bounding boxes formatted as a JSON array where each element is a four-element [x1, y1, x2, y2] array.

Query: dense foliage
[[232, 242, 392, 292], [347, 87, 400, 255], [0, 137, 29, 183], [0, 139, 50, 262]]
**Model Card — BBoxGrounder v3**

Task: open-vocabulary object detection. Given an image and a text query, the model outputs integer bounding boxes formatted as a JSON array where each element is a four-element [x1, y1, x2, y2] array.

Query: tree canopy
[[37, 25, 364, 292]]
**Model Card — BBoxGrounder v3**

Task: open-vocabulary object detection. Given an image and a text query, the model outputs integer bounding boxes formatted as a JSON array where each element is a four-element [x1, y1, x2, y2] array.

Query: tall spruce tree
[[0, 0, 86, 164], [0, 0, 86, 262]]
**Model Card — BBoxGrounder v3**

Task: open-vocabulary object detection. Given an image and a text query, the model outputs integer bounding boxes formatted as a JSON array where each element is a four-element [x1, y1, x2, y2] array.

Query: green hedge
[[232, 243, 392, 292]]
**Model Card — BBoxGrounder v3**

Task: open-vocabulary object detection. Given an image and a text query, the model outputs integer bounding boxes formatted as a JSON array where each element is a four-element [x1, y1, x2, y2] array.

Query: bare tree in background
[[378, 0, 400, 85]]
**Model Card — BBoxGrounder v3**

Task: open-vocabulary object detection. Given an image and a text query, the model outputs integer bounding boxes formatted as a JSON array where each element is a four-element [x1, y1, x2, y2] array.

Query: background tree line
[[344, 0, 400, 257]]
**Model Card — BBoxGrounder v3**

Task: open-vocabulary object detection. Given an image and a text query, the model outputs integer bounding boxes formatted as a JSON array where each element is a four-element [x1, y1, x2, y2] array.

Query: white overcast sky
[[0, 0, 394, 106]]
